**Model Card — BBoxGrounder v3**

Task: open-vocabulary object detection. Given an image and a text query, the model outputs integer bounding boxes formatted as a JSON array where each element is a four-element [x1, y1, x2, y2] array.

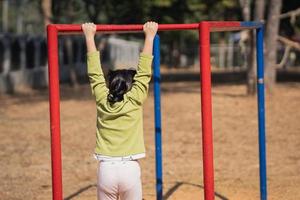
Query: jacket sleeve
[[87, 51, 108, 104], [127, 53, 153, 105]]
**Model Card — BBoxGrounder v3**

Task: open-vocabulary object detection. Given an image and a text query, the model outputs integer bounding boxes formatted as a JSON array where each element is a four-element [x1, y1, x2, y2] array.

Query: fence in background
[[0, 35, 141, 93], [0, 34, 299, 93], [0, 34, 48, 93]]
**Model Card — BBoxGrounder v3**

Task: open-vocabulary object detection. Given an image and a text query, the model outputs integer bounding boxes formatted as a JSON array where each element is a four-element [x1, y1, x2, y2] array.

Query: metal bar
[[199, 22, 215, 200], [46, 21, 266, 200], [153, 34, 163, 200], [47, 25, 63, 200], [209, 21, 262, 32], [256, 26, 267, 200], [54, 23, 199, 33], [52, 22, 264, 34], [241, 21, 264, 28]]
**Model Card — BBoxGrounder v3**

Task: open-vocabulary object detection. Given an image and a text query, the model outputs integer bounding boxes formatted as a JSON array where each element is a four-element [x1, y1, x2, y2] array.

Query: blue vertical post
[[256, 25, 267, 200], [153, 34, 163, 200]]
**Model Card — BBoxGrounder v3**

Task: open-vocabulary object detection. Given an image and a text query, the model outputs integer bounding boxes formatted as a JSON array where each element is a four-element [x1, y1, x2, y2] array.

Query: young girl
[[82, 22, 158, 200]]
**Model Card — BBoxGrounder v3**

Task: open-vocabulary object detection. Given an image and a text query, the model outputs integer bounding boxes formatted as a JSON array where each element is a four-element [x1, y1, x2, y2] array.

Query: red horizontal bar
[[207, 21, 261, 32], [50, 21, 262, 34], [53, 23, 199, 33], [210, 21, 240, 31], [208, 21, 241, 27]]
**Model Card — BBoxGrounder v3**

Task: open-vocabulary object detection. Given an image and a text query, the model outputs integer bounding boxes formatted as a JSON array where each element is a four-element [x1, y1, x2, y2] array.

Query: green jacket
[[87, 51, 153, 156]]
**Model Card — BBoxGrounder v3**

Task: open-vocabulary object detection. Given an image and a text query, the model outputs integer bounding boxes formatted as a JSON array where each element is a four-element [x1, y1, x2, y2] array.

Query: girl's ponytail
[[107, 69, 136, 104], [107, 86, 126, 103]]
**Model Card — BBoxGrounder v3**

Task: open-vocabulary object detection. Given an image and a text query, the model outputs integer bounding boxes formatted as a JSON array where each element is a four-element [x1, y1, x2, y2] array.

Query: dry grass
[[0, 82, 299, 200]]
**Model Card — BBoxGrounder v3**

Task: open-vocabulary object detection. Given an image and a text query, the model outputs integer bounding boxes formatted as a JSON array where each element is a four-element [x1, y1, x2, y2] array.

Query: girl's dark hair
[[107, 69, 136, 104]]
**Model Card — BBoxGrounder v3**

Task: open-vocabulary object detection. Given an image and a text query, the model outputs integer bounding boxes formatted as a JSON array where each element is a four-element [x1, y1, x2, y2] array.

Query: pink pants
[[97, 160, 142, 200]]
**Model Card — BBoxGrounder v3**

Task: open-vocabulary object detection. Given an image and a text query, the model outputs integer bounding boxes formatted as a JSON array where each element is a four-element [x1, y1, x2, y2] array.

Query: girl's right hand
[[143, 21, 158, 39], [82, 22, 96, 38]]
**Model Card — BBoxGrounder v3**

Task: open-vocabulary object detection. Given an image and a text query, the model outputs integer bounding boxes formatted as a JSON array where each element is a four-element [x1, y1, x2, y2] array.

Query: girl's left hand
[[143, 21, 158, 39], [82, 22, 97, 38]]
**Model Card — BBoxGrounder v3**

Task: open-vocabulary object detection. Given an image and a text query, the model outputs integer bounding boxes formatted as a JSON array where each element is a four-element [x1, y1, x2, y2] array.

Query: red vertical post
[[199, 22, 215, 200], [47, 25, 63, 200]]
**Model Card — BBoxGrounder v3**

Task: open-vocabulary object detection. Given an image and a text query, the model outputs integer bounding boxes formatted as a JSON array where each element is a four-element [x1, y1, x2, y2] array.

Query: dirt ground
[[0, 82, 300, 200]]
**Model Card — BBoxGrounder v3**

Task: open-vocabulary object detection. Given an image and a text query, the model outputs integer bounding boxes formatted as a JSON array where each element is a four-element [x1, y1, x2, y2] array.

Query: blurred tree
[[51, 0, 87, 24], [41, 0, 52, 27], [149, 0, 205, 67], [82, 0, 102, 23], [2, 0, 9, 32], [16, 0, 27, 34], [241, 0, 265, 95], [105, 0, 151, 24], [203, 0, 241, 21], [81, 0, 151, 24], [265, 0, 282, 93], [239, 0, 250, 21], [246, 0, 265, 95], [238, 0, 253, 95], [4, 0, 297, 92], [280, 3, 300, 37], [238, 0, 300, 94]]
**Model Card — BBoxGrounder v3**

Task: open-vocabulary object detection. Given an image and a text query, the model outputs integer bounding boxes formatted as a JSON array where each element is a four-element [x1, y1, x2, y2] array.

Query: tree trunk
[[239, 0, 254, 95], [247, 0, 265, 95], [255, 0, 265, 20], [16, 0, 25, 34], [239, 0, 251, 21], [41, 0, 52, 28], [265, 0, 282, 93], [2, 0, 9, 32]]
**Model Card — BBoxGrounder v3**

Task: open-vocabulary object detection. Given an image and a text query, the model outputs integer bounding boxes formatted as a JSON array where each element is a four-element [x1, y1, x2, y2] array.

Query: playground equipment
[[47, 22, 266, 200]]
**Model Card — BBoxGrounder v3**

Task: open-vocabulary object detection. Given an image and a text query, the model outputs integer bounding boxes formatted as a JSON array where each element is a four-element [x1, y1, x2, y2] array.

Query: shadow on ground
[[63, 182, 229, 200], [163, 182, 228, 200]]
